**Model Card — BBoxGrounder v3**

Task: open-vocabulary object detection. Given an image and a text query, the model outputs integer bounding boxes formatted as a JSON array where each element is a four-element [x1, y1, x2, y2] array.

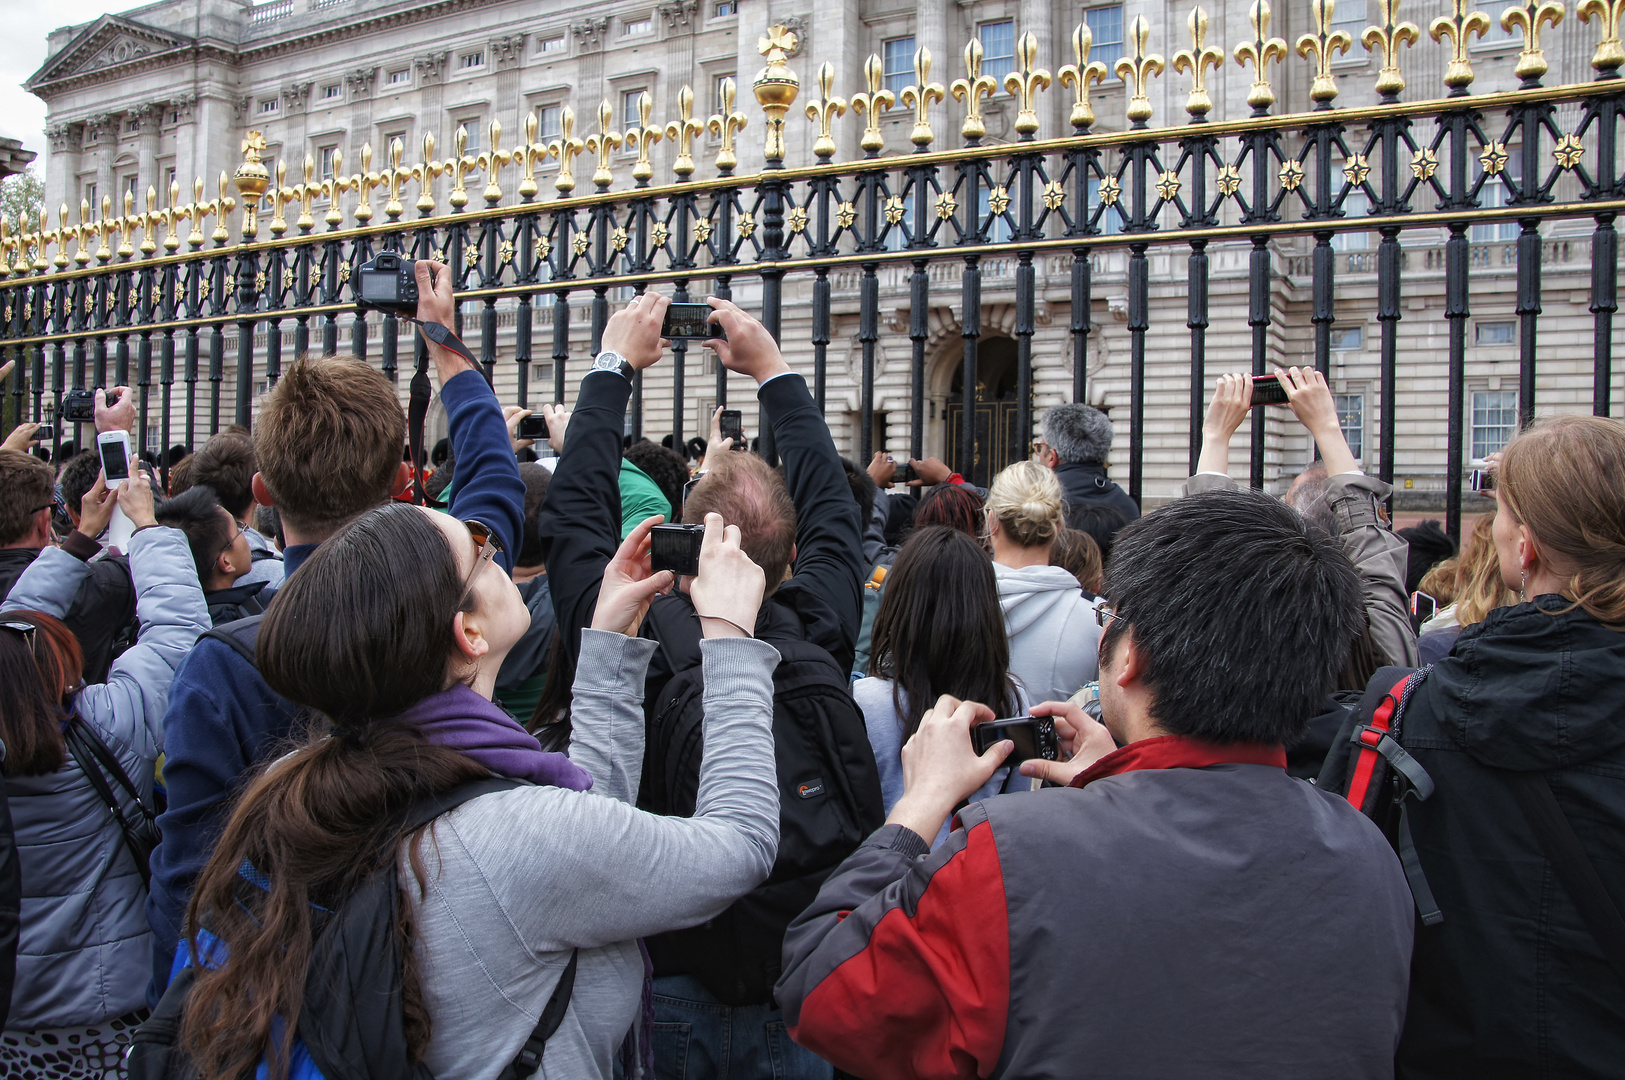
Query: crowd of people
[[0, 261, 1621, 1080]]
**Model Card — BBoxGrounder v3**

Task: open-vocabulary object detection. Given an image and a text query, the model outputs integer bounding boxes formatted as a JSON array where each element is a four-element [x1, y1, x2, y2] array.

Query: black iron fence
[[3, 1, 1623, 538]]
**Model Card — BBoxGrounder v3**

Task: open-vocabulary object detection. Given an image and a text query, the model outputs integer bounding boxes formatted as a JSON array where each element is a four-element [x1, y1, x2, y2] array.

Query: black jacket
[[1055, 460, 1140, 527], [1396, 596, 1625, 1079], [0, 772, 18, 1027], [540, 369, 864, 693], [203, 580, 268, 627], [0, 536, 136, 683]]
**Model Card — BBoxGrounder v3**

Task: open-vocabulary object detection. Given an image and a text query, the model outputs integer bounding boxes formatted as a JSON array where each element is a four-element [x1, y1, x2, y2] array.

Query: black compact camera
[[650, 522, 707, 577], [517, 414, 549, 441], [1248, 373, 1289, 408], [33, 424, 55, 442], [62, 388, 97, 422], [354, 252, 419, 317], [971, 716, 1061, 767], [662, 302, 725, 341]]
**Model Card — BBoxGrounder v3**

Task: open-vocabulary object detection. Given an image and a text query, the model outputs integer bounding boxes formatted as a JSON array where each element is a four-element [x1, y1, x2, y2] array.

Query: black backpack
[[127, 777, 581, 1080], [640, 600, 885, 1007]]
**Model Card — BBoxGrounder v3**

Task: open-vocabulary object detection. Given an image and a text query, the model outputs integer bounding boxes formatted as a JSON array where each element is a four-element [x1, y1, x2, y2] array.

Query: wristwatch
[[590, 350, 635, 381]]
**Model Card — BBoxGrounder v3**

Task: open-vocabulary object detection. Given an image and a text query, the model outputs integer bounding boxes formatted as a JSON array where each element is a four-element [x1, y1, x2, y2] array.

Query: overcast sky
[[1, 2, 126, 171]]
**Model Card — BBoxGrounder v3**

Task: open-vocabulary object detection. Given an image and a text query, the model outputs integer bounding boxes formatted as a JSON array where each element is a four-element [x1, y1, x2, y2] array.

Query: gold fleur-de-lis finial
[[1502, 0, 1567, 83], [1578, 0, 1625, 72], [951, 40, 1001, 140], [383, 138, 408, 220], [1579, 0, 1625, 70], [1431, 0, 1493, 89], [708, 77, 748, 173], [295, 154, 318, 232], [900, 48, 946, 148], [584, 102, 623, 190], [414, 132, 446, 214], [1172, 8, 1224, 118], [1114, 16, 1164, 126], [753, 24, 800, 165], [268, 158, 294, 235], [1234, 0, 1289, 112], [667, 86, 707, 178], [805, 62, 848, 160], [448, 127, 473, 209], [516, 115, 547, 201], [850, 54, 895, 155], [477, 119, 514, 204], [1005, 31, 1052, 137], [1298, 0, 1353, 104], [140, 185, 158, 255], [117, 188, 137, 259], [321, 147, 349, 227], [625, 91, 664, 185], [213, 171, 237, 246], [1058, 24, 1110, 129], [96, 194, 116, 262], [353, 142, 382, 223], [185, 179, 208, 250], [548, 107, 585, 194], [1363, 0, 1421, 98]]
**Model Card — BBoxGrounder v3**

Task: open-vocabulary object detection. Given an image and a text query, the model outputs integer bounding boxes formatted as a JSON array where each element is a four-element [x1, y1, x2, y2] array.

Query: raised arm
[[706, 297, 864, 669], [537, 293, 671, 667]]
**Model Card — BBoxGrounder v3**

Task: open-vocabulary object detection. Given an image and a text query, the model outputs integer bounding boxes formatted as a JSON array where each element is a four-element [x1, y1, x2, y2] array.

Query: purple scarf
[[393, 684, 592, 791]]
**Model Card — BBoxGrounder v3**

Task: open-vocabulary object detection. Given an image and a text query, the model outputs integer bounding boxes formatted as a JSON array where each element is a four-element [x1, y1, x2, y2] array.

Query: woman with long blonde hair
[[1395, 415, 1625, 1078]]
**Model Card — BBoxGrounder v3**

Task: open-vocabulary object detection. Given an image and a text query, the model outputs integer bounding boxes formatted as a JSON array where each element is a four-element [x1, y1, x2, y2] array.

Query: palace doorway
[[944, 337, 1024, 489]]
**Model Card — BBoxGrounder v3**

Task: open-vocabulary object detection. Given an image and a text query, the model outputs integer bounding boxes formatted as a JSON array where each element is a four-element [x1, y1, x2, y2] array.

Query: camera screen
[[1249, 375, 1289, 408], [720, 410, 743, 443], [359, 272, 400, 301], [100, 438, 130, 481], [662, 304, 716, 340]]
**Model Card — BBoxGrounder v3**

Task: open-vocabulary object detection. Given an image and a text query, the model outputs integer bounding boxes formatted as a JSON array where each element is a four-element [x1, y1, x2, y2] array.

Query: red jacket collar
[[1068, 734, 1288, 789]]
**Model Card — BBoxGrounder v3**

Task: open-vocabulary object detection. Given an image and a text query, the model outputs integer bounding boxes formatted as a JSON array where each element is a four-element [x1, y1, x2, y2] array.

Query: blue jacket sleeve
[[762, 373, 864, 673], [536, 370, 630, 668], [441, 368, 525, 573]]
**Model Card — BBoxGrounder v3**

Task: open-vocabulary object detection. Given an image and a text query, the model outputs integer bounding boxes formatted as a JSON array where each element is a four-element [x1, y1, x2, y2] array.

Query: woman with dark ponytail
[[178, 504, 778, 1079], [1394, 415, 1625, 1079]]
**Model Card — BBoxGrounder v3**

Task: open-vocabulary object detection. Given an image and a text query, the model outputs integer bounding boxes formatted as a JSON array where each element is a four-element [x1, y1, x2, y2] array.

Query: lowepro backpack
[[640, 599, 885, 1006], [127, 776, 581, 1080]]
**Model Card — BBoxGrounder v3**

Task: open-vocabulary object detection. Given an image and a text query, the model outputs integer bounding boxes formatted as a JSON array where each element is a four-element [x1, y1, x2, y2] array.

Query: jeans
[[651, 974, 832, 1080]]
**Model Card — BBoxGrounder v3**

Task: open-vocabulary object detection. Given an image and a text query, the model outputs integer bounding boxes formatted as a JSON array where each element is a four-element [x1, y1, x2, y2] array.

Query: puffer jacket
[[993, 562, 1101, 703], [1, 530, 208, 1028], [1396, 595, 1625, 1079]]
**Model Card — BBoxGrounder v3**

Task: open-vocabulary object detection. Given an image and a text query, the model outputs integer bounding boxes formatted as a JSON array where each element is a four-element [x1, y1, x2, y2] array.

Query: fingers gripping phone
[[971, 716, 1061, 767], [661, 303, 725, 341], [719, 410, 745, 450], [1248, 374, 1289, 408], [97, 430, 133, 489]]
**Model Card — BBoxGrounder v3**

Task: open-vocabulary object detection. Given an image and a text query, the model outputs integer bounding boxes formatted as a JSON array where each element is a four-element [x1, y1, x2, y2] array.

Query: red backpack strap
[[1345, 672, 1415, 811]]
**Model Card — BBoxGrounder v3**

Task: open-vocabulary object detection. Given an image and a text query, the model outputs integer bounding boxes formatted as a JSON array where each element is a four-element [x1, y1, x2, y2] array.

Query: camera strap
[[409, 321, 479, 507]]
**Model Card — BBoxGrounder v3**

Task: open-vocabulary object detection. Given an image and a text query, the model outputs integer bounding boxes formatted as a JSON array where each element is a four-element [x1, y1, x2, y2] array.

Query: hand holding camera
[[1018, 700, 1120, 786], [117, 467, 157, 530], [703, 297, 791, 385], [1, 420, 42, 453], [77, 474, 119, 540], [540, 404, 572, 454], [591, 514, 676, 638], [600, 292, 672, 372], [95, 386, 136, 435], [688, 513, 766, 640], [888, 694, 1015, 842], [1277, 366, 1359, 476]]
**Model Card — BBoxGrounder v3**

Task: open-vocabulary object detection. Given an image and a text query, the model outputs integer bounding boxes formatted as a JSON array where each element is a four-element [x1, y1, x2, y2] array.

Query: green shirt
[[618, 459, 672, 538]]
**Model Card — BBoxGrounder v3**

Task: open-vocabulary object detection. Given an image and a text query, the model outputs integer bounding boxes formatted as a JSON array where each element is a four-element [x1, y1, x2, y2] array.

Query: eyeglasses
[[456, 519, 504, 609], [1094, 603, 1121, 629], [219, 522, 246, 559], [1, 620, 38, 652]]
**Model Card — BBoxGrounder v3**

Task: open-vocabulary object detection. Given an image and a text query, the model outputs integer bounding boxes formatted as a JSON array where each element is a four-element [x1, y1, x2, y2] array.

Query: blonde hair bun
[[987, 460, 1065, 549]]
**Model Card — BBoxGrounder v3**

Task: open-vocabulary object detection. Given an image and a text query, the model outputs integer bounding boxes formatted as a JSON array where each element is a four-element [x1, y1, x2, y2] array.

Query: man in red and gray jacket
[[777, 488, 1416, 1080]]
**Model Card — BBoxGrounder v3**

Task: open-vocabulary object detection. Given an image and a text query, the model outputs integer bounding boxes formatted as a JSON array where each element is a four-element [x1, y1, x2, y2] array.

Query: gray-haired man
[[1034, 402, 1140, 528]]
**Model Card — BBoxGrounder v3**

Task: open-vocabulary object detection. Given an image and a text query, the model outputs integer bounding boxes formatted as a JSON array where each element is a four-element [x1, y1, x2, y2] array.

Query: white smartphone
[[97, 430, 133, 490]]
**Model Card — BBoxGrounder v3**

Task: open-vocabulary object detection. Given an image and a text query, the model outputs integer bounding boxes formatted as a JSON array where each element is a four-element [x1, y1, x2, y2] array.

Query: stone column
[[1019, 0, 1052, 69], [916, 0, 947, 78], [658, 0, 698, 135], [170, 94, 199, 193], [44, 123, 76, 219], [491, 35, 525, 139], [88, 115, 116, 218], [280, 82, 313, 164], [135, 105, 160, 196], [570, 18, 609, 121], [344, 67, 379, 164]]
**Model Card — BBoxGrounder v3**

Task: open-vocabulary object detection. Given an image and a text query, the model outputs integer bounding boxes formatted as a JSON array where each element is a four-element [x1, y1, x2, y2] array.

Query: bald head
[[683, 452, 797, 591]]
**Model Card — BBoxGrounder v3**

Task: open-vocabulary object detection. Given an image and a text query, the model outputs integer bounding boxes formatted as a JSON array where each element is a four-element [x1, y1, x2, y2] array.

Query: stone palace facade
[[24, 0, 1619, 502]]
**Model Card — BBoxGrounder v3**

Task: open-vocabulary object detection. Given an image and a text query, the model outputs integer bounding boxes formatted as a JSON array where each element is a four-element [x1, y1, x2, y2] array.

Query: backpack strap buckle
[[1350, 725, 1436, 801]]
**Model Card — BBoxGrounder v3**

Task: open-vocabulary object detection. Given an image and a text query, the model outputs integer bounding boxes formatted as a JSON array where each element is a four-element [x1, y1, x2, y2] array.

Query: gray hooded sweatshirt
[[993, 562, 1101, 705]]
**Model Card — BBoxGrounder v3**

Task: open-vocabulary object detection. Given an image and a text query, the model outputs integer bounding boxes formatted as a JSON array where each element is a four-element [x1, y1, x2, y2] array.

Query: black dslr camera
[[354, 252, 419, 317], [650, 523, 706, 577], [62, 388, 97, 423]]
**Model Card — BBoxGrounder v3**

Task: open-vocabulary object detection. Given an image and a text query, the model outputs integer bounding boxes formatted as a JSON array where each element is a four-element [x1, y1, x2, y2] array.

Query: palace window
[[1082, 5, 1123, 69], [258, 99, 278, 115], [1084, 175, 1124, 235], [1475, 320, 1515, 346], [318, 145, 338, 180], [83, 182, 98, 210], [979, 21, 1016, 84], [536, 105, 563, 143], [883, 37, 915, 96], [458, 50, 485, 70], [1331, 182, 1371, 251], [1470, 390, 1519, 460], [388, 69, 410, 85], [715, 74, 736, 115], [322, 84, 342, 100], [715, 1, 738, 15], [1472, 151, 1521, 242], [1331, 0, 1369, 40], [622, 89, 648, 127], [1335, 392, 1365, 460], [623, 16, 653, 35], [1329, 325, 1363, 351], [537, 36, 566, 54], [457, 118, 483, 155], [978, 186, 1014, 243]]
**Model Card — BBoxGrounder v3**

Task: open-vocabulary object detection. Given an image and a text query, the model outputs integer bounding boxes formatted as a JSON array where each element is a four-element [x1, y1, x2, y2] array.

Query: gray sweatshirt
[[407, 628, 781, 1079]]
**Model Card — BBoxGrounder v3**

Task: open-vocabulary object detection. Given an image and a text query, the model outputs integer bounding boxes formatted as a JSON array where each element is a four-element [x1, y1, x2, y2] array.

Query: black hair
[[839, 457, 877, 529], [1396, 519, 1457, 595], [870, 526, 1020, 738], [622, 440, 690, 520], [53, 441, 77, 464], [57, 450, 103, 520], [154, 485, 235, 586], [516, 462, 552, 568], [1102, 489, 1364, 745], [430, 438, 451, 467], [1066, 502, 1130, 567], [167, 443, 190, 467]]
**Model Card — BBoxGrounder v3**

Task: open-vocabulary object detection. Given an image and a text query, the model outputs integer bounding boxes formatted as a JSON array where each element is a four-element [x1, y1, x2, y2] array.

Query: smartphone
[[1248, 374, 1289, 408], [1470, 468, 1495, 493], [650, 522, 706, 577], [970, 716, 1061, 767], [719, 409, 744, 450], [97, 429, 132, 488], [661, 302, 725, 341], [32, 424, 55, 442], [1411, 591, 1439, 624], [517, 414, 549, 441], [62, 388, 97, 422]]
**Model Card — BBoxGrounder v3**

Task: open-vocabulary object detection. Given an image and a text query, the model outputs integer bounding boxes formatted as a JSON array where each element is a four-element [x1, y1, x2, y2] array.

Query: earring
[[1519, 569, 1528, 603]]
